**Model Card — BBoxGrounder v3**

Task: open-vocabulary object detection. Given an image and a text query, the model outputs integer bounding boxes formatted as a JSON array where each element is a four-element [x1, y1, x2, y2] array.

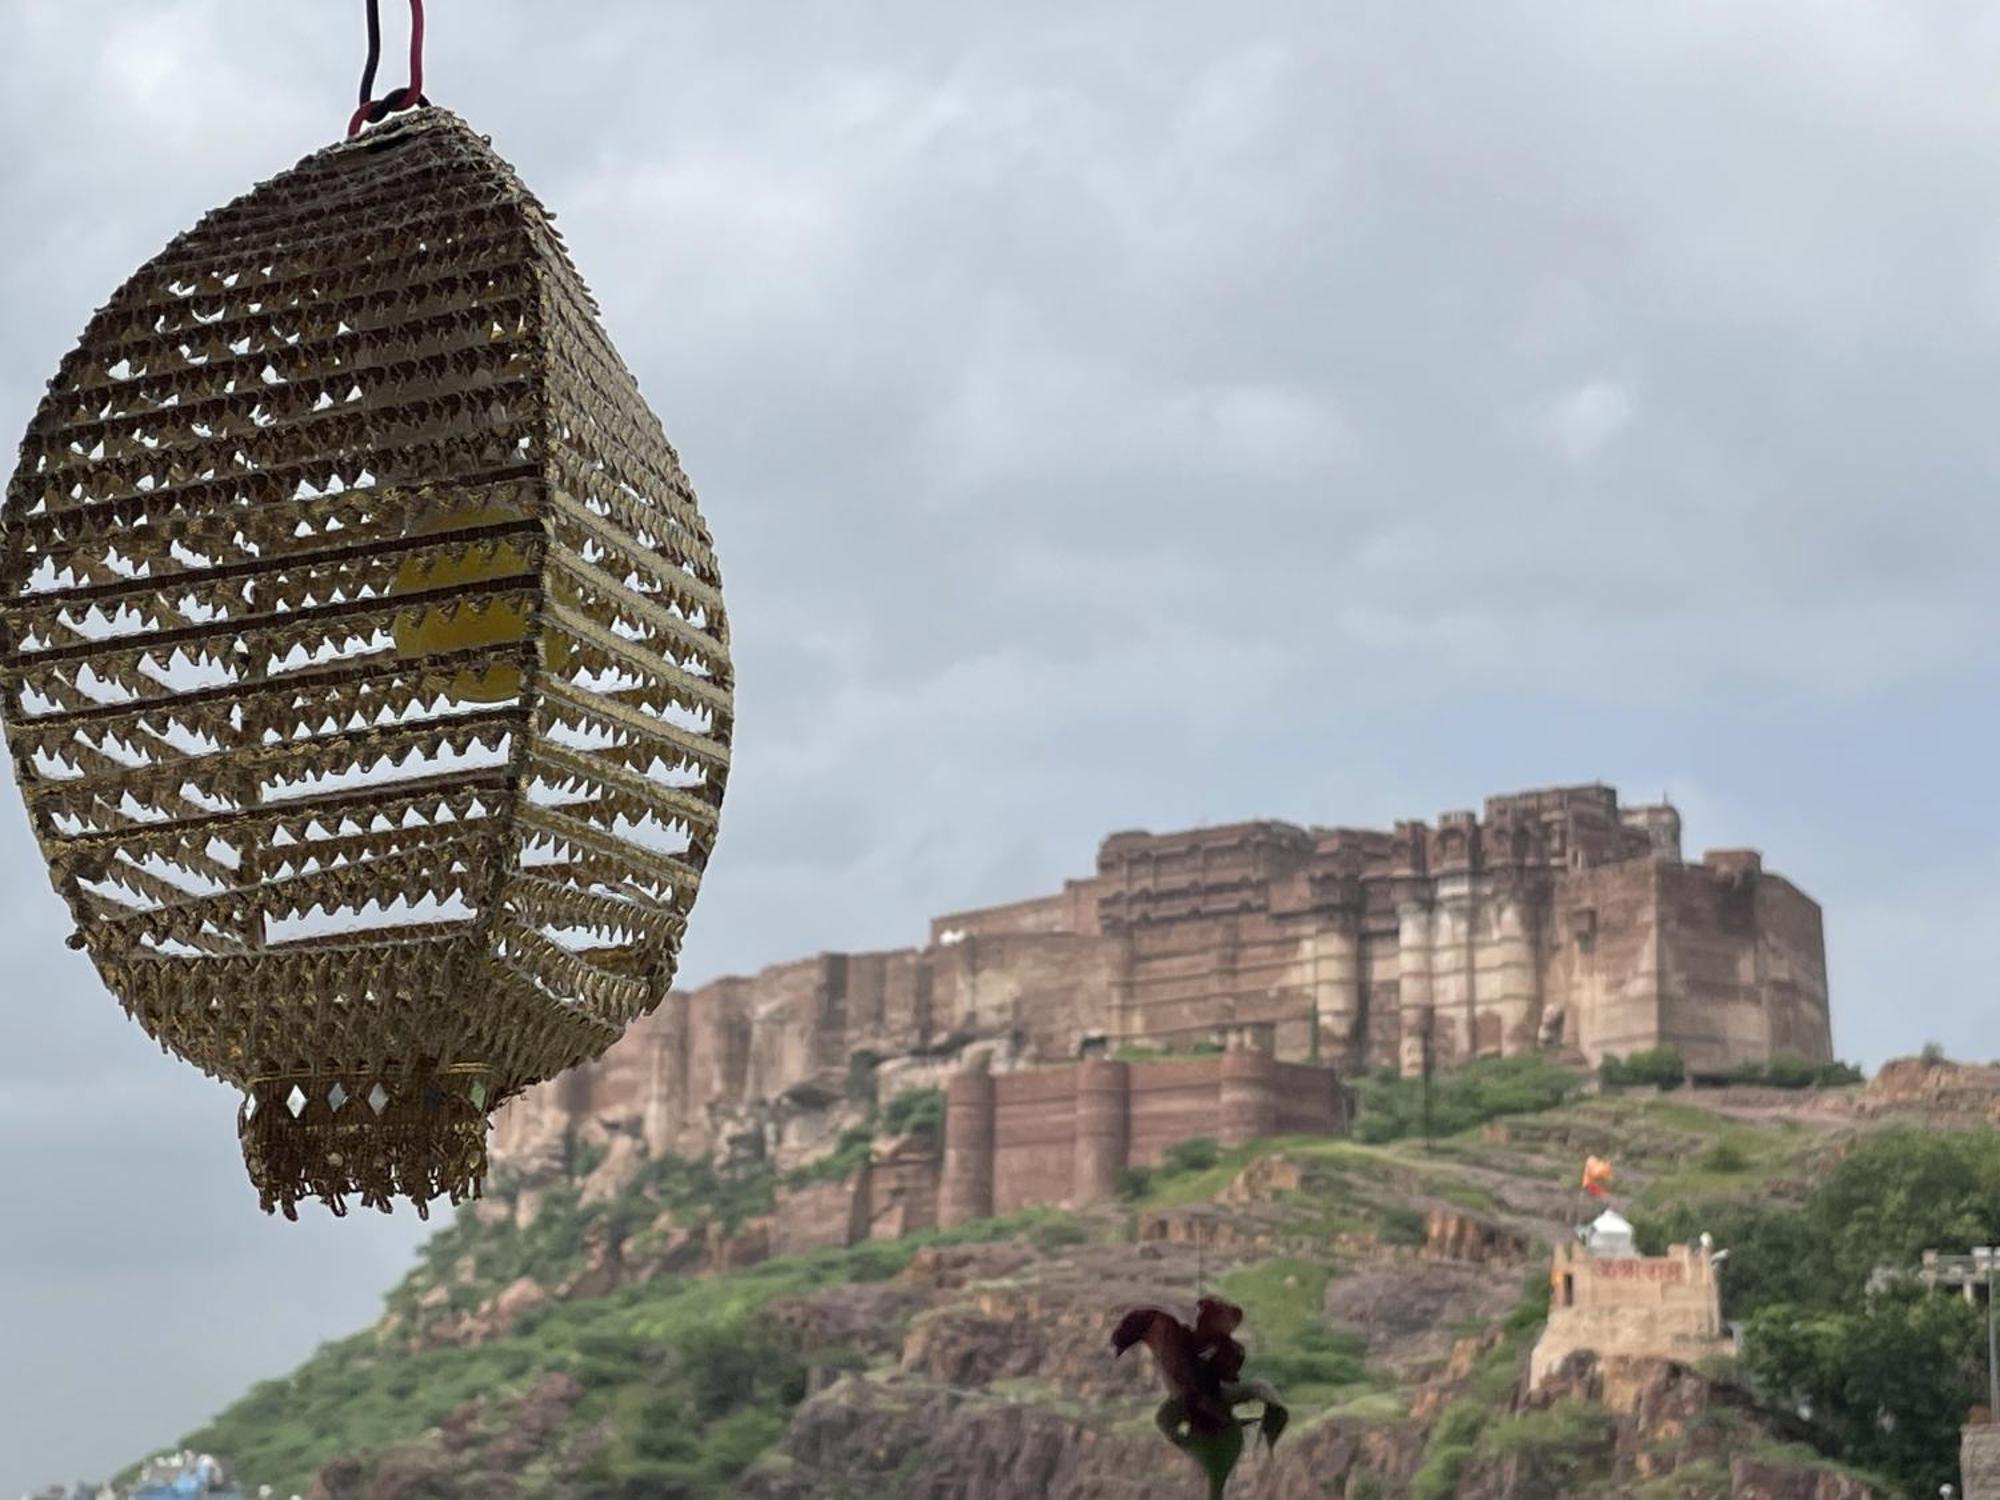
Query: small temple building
[[1530, 1209, 1734, 1391]]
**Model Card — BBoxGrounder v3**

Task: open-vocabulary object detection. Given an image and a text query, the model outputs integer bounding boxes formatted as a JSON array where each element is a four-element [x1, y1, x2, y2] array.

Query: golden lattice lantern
[[0, 111, 731, 1217]]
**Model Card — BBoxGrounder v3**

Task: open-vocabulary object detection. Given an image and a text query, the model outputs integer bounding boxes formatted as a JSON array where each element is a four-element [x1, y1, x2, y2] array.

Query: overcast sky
[[3, 0, 1999, 1490]]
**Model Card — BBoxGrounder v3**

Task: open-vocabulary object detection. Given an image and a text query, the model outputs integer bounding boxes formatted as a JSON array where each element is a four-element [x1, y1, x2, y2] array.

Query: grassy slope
[[174, 1073, 1942, 1497], [186, 1212, 1116, 1495]]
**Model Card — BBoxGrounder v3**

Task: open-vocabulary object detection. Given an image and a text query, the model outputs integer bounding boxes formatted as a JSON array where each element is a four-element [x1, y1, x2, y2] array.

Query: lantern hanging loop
[[349, 0, 428, 138]]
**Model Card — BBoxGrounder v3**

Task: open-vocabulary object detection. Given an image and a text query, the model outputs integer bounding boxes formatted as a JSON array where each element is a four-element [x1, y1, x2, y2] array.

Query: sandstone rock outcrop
[[1839, 1056, 2000, 1123]]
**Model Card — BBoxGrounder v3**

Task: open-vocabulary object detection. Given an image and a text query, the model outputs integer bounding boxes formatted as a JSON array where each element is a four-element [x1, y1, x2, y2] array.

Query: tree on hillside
[[1806, 1129, 2000, 1293], [1744, 1284, 1983, 1499], [1640, 1129, 2000, 1500]]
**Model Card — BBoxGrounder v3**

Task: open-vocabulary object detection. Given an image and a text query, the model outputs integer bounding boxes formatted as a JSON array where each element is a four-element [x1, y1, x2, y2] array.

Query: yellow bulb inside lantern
[[390, 504, 550, 703]]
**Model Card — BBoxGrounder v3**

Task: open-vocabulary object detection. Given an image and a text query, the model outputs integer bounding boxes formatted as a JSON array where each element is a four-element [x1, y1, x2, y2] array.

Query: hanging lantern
[[0, 95, 732, 1217]]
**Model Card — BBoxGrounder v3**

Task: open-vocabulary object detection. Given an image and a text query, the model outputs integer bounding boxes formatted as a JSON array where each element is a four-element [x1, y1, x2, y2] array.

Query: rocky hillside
[[136, 1059, 2000, 1500]]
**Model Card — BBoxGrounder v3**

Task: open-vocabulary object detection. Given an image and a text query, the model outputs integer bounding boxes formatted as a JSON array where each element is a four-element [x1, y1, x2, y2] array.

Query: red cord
[[404, 0, 425, 107], [348, 0, 426, 139]]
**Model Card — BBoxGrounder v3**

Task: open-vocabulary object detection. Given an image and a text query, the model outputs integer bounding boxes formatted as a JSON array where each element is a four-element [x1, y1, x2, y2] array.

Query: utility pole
[[1979, 1245, 1999, 1421]]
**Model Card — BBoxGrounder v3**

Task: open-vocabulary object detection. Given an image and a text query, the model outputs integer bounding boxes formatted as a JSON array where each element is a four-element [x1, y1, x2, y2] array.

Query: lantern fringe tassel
[[239, 1075, 490, 1221]]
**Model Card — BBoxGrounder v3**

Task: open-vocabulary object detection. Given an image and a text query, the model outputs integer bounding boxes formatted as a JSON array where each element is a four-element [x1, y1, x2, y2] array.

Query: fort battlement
[[935, 1026, 1345, 1227], [766, 1029, 1346, 1254], [493, 783, 1830, 1180]]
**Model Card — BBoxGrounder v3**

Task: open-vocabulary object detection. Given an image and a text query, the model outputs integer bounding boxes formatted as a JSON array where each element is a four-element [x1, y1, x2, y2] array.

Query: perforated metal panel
[[0, 110, 731, 1216]]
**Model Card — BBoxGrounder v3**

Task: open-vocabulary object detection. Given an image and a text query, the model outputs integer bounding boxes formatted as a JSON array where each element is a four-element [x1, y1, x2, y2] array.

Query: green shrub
[[1409, 1275, 1552, 1499], [1110, 1040, 1224, 1062], [1412, 1399, 1486, 1500], [1350, 1054, 1586, 1144], [833, 1239, 911, 1282], [879, 1086, 945, 1141], [1215, 1257, 1371, 1410], [628, 1154, 777, 1235], [1114, 1164, 1153, 1201], [1503, 1266, 1553, 1337], [784, 1125, 873, 1187], [1696, 1140, 1750, 1175], [1253, 1323, 1369, 1392], [1726, 1056, 1865, 1090], [514, 1188, 588, 1285], [782, 1088, 944, 1191], [391, 1149, 790, 1328], [575, 1314, 807, 1495], [1161, 1137, 1221, 1175], [1031, 1219, 1092, 1252], [1600, 1046, 1687, 1090], [1759, 1054, 1821, 1089], [186, 1232, 937, 1496], [1479, 1400, 1616, 1489], [1376, 1206, 1428, 1247]]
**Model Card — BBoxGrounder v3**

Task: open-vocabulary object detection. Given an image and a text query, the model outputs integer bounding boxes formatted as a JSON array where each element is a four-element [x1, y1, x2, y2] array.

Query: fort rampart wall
[[493, 784, 1828, 1187]]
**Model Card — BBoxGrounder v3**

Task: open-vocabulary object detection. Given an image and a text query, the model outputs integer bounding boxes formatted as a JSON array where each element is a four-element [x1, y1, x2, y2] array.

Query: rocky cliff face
[[144, 1067, 2000, 1500], [484, 971, 979, 1232], [1838, 1056, 2000, 1123], [276, 1087, 1917, 1500], [740, 1342, 1887, 1500], [304, 1238, 1888, 1500]]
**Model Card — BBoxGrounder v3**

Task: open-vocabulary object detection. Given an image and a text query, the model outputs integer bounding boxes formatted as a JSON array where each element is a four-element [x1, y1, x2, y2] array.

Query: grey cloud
[[3, 1, 1998, 1491]]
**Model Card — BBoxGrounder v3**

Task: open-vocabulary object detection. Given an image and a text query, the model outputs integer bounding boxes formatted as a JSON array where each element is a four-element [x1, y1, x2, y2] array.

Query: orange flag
[[1581, 1156, 1615, 1198]]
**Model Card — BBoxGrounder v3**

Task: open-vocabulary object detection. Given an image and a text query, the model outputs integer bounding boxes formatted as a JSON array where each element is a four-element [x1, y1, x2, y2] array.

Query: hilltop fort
[[492, 783, 1831, 1188]]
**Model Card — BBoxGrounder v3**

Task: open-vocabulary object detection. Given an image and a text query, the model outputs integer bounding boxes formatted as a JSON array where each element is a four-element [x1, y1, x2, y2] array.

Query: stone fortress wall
[[938, 1024, 1347, 1228], [493, 783, 1830, 1185], [766, 1023, 1349, 1255]]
